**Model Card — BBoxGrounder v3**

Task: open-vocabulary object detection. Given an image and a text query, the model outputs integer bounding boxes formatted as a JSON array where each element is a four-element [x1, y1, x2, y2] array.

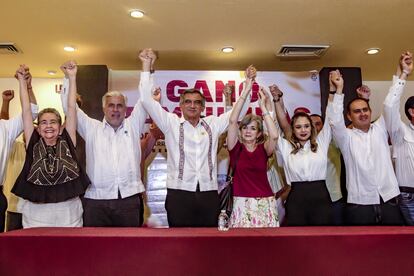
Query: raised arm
[[226, 71, 253, 151], [327, 70, 348, 147], [397, 51, 412, 82], [329, 70, 344, 100], [318, 69, 342, 143], [223, 83, 233, 112], [259, 87, 278, 155], [216, 84, 233, 153], [60, 61, 78, 145], [384, 51, 413, 143], [1, 90, 14, 120], [356, 85, 371, 101], [270, 85, 290, 137], [16, 65, 34, 147], [24, 70, 37, 106], [60, 65, 99, 140], [16, 66, 38, 115], [215, 67, 254, 135], [139, 48, 173, 133], [141, 86, 164, 159]]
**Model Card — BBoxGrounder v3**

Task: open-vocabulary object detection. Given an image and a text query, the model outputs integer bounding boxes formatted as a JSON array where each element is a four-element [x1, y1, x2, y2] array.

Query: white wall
[[364, 80, 413, 124], [0, 78, 63, 119]]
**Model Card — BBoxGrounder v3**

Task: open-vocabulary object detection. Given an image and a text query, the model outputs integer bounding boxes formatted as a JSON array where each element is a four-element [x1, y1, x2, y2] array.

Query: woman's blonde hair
[[238, 114, 266, 144], [287, 112, 318, 154]]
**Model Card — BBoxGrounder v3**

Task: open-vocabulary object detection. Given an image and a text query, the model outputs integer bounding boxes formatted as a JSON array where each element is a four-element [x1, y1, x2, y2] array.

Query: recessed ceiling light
[[47, 70, 57, 75], [63, 46, 76, 52], [221, 46, 234, 53], [366, 48, 380, 55], [130, 10, 145, 18]]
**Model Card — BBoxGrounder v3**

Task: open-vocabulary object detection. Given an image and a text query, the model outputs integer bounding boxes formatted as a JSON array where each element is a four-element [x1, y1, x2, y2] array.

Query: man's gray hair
[[179, 89, 206, 106], [102, 91, 128, 107]]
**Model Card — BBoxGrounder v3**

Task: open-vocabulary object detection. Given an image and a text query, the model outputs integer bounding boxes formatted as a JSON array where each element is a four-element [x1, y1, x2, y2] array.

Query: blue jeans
[[398, 192, 414, 226]]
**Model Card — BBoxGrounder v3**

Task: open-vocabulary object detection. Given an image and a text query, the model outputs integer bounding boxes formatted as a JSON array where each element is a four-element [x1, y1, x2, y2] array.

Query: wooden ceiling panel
[[0, 0, 414, 80]]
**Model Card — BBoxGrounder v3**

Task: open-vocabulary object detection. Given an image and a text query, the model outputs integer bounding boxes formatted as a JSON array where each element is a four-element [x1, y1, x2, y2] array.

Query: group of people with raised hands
[[0, 49, 413, 230]]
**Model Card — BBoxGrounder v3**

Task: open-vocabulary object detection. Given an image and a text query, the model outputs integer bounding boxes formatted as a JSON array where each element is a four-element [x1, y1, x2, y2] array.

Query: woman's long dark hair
[[287, 112, 318, 154]]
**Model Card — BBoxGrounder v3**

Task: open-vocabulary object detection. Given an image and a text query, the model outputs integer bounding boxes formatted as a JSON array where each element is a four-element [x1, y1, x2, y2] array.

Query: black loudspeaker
[[75, 65, 109, 169], [77, 65, 109, 120], [319, 67, 362, 202], [319, 67, 362, 126]]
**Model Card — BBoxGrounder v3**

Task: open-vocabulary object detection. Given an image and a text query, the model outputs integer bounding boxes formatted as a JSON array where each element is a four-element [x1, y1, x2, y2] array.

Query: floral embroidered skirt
[[230, 196, 279, 228]]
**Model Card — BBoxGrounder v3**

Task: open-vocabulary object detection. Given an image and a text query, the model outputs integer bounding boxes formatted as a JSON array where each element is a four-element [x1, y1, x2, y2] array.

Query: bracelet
[[262, 111, 270, 117], [403, 69, 410, 75], [329, 91, 336, 94], [273, 98, 280, 103]]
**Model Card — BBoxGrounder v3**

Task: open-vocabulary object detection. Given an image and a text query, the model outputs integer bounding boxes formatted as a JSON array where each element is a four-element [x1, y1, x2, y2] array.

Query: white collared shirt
[[139, 72, 250, 192], [61, 79, 147, 199], [1, 116, 24, 186], [0, 104, 38, 186], [277, 110, 332, 184], [384, 76, 414, 188], [329, 94, 400, 204]]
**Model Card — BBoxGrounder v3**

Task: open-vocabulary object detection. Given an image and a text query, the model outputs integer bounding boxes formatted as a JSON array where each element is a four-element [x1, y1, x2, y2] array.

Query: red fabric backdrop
[[1, 227, 414, 276]]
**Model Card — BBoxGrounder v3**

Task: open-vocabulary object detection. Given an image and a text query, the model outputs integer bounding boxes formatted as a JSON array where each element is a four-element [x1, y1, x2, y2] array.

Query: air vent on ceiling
[[0, 43, 22, 54], [276, 44, 329, 58]]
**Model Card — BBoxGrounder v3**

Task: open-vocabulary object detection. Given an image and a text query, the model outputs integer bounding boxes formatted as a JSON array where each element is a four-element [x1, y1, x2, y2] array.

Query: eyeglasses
[[183, 99, 203, 106]]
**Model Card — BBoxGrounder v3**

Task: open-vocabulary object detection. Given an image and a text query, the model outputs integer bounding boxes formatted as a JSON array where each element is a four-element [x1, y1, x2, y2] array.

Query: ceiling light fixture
[[63, 46, 76, 52], [366, 48, 380, 55], [47, 70, 57, 75], [130, 10, 145, 18], [221, 46, 234, 53]]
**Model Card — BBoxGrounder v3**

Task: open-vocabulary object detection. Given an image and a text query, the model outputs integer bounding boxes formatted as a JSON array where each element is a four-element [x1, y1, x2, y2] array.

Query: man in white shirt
[[60, 62, 147, 227], [1, 90, 17, 232], [139, 49, 251, 227], [309, 84, 375, 225], [1, 69, 38, 232], [328, 70, 404, 225], [384, 51, 414, 225]]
